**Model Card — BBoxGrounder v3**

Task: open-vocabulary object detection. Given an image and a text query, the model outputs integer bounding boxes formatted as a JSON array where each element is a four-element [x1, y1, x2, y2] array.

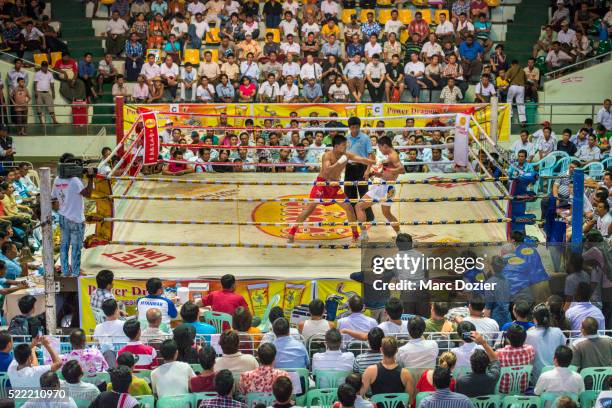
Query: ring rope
[[106, 240, 506, 250], [160, 143, 455, 150], [104, 217, 512, 226], [153, 112, 459, 121], [108, 194, 542, 203], [160, 159, 454, 167], [160, 125, 455, 132], [110, 176, 510, 185]]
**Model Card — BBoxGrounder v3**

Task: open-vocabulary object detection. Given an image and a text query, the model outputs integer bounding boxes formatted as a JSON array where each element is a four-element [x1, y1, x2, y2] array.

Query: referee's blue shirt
[[347, 131, 373, 159]]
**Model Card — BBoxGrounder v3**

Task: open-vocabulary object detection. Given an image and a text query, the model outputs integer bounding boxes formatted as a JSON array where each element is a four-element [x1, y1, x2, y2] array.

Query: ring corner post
[[115, 96, 124, 146], [40, 167, 57, 335], [571, 168, 585, 247]]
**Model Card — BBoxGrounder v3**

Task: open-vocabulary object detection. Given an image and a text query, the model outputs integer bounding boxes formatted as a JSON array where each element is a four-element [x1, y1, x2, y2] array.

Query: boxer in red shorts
[[287, 134, 376, 242]]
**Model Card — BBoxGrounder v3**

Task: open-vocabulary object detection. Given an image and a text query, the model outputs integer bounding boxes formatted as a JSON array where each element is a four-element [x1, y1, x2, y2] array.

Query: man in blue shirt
[[272, 317, 309, 369], [419, 367, 475, 408], [508, 149, 535, 179], [458, 35, 484, 83], [345, 116, 376, 221], [78, 52, 97, 100], [0, 330, 13, 373], [179, 300, 216, 340], [136, 278, 178, 325], [0, 242, 22, 280]]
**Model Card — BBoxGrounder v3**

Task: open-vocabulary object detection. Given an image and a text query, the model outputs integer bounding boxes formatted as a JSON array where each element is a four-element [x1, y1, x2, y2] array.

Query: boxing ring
[[80, 105, 546, 280]]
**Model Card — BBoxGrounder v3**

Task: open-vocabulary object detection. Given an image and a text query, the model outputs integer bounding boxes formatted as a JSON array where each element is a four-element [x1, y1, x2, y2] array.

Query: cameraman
[[51, 153, 94, 277]]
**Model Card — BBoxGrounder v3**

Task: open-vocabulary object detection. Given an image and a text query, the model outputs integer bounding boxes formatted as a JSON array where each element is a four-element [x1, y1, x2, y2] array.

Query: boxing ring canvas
[[81, 172, 508, 280]]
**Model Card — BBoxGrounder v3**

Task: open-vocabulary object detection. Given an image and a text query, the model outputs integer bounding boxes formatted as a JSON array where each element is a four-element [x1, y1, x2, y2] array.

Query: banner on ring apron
[[122, 103, 510, 141], [141, 111, 160, 165]]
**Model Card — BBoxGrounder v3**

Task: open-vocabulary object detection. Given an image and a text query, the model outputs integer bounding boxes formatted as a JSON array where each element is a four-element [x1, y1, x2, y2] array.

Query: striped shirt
[[353, 351, 383, 373], [419, 388, 475, 408]]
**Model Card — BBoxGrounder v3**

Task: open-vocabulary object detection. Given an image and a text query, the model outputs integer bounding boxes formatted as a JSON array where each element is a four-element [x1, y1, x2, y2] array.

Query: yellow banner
[[79, 277, 314, 334], [122, 103, 510, 141], [316, 279, 363, 320]]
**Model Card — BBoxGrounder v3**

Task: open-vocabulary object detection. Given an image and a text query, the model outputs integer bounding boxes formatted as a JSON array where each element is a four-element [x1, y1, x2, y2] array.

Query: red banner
[[142, 112, 159, 165]]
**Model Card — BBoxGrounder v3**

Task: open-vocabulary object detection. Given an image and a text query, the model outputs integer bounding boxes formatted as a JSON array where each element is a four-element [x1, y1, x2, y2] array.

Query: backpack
[[8, 315, 29, 336]]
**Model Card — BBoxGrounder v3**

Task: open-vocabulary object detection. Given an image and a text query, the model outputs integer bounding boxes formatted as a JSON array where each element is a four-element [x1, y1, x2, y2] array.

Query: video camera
[[58, 156, 99, 179]]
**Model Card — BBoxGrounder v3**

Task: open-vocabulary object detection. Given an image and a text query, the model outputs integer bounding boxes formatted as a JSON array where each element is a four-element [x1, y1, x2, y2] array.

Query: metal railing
[[544, 50, 612, 79], [508, 102, 606, 133]]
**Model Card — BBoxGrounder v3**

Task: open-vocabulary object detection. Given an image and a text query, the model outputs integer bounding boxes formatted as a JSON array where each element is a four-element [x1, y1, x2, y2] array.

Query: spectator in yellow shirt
[[107, 352, 153, 396], [321, 18, 341, 42], [495, 69, 509, 102]]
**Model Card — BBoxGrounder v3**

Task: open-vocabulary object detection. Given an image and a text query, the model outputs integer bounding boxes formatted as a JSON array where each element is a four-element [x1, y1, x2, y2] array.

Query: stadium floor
[[81, 172, 511, 279]]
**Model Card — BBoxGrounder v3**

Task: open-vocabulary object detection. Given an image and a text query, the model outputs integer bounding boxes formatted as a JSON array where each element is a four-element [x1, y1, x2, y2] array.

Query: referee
[[345, 117, 375, 221]]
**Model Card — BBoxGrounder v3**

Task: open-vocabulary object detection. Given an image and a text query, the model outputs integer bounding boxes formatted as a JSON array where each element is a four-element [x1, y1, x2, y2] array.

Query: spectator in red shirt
[[496, 324, 535, 394], [117, 319, 158, 370], [409, 12, 430, 43], [202, 274, 248, 316], [53, 52, 86, 101], [189, 345, 217, 392]]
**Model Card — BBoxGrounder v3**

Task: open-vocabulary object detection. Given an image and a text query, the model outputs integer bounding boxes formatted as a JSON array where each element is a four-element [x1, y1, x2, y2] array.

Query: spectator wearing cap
[[550, 1, 569, 29], [109, 351, 152, 396], [558, 19, 577, 48], [33, 61, 57, 125]]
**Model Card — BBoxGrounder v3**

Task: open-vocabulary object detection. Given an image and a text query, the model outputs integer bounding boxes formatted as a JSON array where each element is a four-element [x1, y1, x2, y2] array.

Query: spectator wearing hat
[[33, 61, 57, 125], [108, 352, 152, 396]]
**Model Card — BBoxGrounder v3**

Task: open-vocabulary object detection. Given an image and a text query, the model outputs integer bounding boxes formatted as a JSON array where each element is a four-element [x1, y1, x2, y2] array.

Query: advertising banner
[[141, 112, 159, 165]]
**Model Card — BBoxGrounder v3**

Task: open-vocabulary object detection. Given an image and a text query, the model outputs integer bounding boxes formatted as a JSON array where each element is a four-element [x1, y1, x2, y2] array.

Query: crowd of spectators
[[1, 259, 611, 408]]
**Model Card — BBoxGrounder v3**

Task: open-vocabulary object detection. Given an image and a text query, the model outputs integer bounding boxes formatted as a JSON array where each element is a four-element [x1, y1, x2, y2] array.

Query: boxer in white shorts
[[356, 136, 405, 240]]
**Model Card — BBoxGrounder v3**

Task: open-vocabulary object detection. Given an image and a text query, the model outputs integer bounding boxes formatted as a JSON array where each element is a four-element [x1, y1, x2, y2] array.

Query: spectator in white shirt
[[280, 34, 300, 59], [457, 298, 500, 335], [170, 14, 189, 40], [22, 371, 78, 408], [93, 298, 128, 354], [337, 295, 378, 342], [312, 328, 355, 377], [140, 53, 161, 85], [132, 74, 150, 102], [474, 74, 496, 103], [557, 20, 576, 45], [364, 34, 382, 60], [279, 75, 299, 102], [279, 11, 299, 39], [435, 13, 454, 42], [511, 130, 535, 161], [404, 52, 426, 102], [537, 126, 557, 159], [300, 55, 322, 81], [281, 53, 301, 79], [534, 345, 585, 397], [451, 321, 484, 368], [421, 34, 444, 62], [151, 339, 196, 398], [258, 73, 281, 102], [8, 336, 63, 389], [596, 98, 612, 131], [160, 55, 179, 100], [397, 316, 439, 373], [62, 360, 100, 403], [301, 15, 320, 38], [546, 41, 573, 70], [196, 77, 215, 102], [328, 76, 350, 102], [576, 134, 601, 163], [321, 0, 340, 19], [33, 61, 57, 125], [105, 11, 129, 56], [384, 9, 404, 38]]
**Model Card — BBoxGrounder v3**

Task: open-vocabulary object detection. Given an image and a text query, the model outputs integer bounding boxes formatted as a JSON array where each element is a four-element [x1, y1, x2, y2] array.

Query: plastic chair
[[371, 393, 409, 408], [91, 307, 106, 324], [206, 27, 221, 45], [50, 51, 62, 66], [453, 365, 472, 379], [399, 9, 413, 25], [192, 392, 218, 406], [378, 9, 392, 24], [256, 293, 281, 332], [183, 49, 200, 66], [134, 369, 152, 382], [471, 395, 501, 408], [502, 395, 542, 408], [156, 394, 193, 408], [540, 365, 578, 374], [553, 157, 571, 176], [581, 162, 605, 180], [540, 392, 578, 407], [415, 392, 434, 407], [33, 53, 49, 66], [495, 365, 532, 395], [0, 373, 9, 398], [342, 9, 356, 24], [246, 392, 276, 408], [360, 9, 375, 23], [81, 372, 111, 386], [135, 395, 155, 408], [601, 156, 611, 168], [532, 155, 557, 194], [75, 399, 93, 408], [265, 28, 281, 43], [191, 363, 204, 373], [578, 390, 600, 408], [284, 367, 310, 406], [306, 388, 338, 408], [314, 369, 351, 388], [546, 151, 569, 161], [580, 367, 612, 391], [60, 342, 72, 354], [203, 310, 233, 333], [434, 10, 450, 24]]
